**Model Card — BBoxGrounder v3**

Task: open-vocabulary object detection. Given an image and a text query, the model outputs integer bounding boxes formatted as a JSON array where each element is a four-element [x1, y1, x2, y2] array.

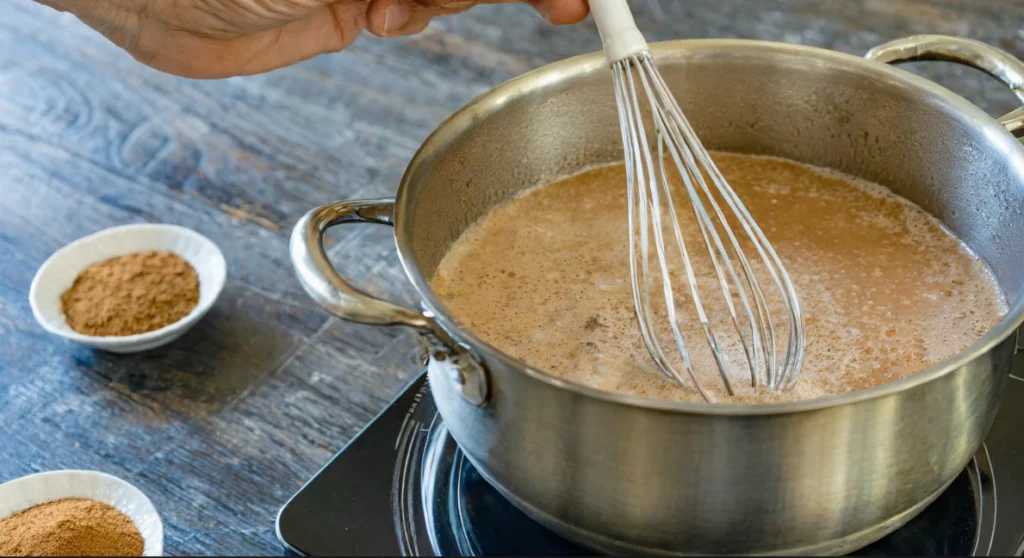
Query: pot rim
[[394, 38, 1024, 416]]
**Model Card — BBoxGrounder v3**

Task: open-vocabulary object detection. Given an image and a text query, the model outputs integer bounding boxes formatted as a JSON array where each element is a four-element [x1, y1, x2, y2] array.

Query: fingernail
[[384, 2, 410, 33]]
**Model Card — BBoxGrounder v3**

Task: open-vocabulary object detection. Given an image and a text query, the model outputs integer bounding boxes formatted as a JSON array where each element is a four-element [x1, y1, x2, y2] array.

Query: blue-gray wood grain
[[1, 0, 1022, 554]]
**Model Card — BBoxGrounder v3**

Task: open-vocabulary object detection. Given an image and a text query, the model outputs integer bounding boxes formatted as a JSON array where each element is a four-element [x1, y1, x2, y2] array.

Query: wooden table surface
[[1, 0, 1022, 554]]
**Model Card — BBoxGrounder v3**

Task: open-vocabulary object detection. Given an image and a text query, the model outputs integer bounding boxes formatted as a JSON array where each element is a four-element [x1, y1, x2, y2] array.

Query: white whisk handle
[[589, 0, 649, 63]]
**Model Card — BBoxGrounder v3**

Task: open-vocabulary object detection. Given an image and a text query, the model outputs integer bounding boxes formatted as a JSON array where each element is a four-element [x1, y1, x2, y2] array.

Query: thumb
[[527, 0, 590, 24]]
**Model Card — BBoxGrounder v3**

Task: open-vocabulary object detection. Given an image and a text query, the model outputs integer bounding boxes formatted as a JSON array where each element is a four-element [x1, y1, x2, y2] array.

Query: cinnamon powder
[[0, 498, 144, 556], [61, 251, 200, 336]]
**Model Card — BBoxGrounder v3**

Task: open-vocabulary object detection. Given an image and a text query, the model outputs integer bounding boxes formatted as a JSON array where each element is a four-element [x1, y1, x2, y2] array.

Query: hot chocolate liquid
[[431, 153, 1007, 403]]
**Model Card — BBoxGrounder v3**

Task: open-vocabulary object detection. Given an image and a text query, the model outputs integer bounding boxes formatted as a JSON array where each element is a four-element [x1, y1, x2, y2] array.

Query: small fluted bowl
[[0, 469, 164, 556], [29, 223, 226, 353]]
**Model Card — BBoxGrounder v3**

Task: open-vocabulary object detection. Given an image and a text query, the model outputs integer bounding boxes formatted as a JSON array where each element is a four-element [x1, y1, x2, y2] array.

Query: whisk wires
[[611, 53, 806, 402]]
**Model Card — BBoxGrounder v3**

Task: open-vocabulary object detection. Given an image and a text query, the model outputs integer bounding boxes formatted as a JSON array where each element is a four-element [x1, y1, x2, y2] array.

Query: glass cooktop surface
[[278, 359, 1024, 556]]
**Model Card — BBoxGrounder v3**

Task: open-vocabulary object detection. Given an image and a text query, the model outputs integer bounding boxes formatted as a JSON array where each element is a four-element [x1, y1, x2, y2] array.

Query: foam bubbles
[[430, 152, 1008, 404]]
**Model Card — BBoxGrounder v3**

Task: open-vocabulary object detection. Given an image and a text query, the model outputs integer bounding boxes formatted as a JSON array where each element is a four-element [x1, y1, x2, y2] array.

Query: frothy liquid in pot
[[430, 153, 1008, 403]]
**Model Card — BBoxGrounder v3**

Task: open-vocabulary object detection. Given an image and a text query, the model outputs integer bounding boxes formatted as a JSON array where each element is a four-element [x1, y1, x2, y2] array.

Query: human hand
[[36, 0, 590, 79]]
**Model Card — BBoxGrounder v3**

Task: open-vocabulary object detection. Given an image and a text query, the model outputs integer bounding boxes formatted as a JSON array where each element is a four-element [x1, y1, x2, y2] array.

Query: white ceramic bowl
[[29, 223, 227, 353], [0, 470, 164, 556]]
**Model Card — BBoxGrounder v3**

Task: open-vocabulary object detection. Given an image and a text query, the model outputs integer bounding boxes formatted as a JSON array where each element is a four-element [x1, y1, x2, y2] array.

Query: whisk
[[590, 0, 805, 402]]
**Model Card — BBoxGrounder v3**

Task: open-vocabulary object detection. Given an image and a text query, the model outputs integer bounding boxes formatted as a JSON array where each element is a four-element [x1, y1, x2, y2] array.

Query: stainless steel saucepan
[[291, 35, 1024, 555]]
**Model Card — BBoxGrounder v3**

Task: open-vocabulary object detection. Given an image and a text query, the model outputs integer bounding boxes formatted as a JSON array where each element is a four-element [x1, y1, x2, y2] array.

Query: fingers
[[364, 0, 589, 40], [130, 1, 369, 78], [364, 0, 515, 38], [527, 0, 589, 24], [365, 0, 422, 37], [407, 0, 508, 9]]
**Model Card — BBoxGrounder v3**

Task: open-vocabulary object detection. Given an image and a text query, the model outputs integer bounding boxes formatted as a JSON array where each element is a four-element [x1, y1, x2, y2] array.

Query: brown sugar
[[61, 251, 200, 336], [0, 498, 144, 556]]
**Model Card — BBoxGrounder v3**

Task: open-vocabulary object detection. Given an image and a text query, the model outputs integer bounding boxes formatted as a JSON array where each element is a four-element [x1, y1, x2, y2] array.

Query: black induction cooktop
[[277, 357, 1024, 556]]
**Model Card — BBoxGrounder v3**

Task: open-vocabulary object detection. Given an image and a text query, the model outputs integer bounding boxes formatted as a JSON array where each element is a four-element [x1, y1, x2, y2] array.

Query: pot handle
[[291, 199, 430, 328], [290, 199, 489, 406], [865, 35, 1024, 138]]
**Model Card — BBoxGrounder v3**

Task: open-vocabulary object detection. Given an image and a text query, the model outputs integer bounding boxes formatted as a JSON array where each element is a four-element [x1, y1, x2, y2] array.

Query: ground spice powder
[[61, 251, 200, 336], [0, 498, 144, 556]]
